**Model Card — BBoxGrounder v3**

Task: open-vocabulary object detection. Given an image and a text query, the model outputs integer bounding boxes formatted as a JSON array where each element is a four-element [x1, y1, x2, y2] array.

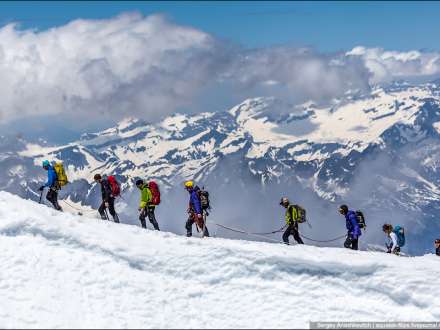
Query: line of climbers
[[38, 160, 440, 255], [38, 160, 211, 237], [280, 198, 411, 255]]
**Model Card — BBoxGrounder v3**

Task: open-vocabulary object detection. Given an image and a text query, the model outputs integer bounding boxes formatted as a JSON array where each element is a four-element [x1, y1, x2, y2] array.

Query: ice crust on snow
[[0, 191, 439, 328]]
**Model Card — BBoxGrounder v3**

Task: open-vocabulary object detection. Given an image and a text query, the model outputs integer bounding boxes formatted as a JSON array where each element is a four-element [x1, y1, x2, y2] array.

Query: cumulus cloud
[[347, 46, 440, 84], [0, 13, 227, 122], [1, 13, 440, 126], [222, 47, 371, 104]]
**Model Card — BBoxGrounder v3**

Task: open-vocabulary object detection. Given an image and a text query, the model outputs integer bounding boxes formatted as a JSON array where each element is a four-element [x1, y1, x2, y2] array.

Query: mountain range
[[2, 81, 440, 254]]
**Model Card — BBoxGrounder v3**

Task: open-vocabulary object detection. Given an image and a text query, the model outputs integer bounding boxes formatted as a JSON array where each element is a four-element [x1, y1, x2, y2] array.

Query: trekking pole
[[104, 208, 110, 221], [201, 210, 207, 238]]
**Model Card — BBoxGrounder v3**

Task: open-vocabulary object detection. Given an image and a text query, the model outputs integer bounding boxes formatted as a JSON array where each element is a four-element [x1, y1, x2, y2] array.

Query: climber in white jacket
[[382, 224, 400, 254]]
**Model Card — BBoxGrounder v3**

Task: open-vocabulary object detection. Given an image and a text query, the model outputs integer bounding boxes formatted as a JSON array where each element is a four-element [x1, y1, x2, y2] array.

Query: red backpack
[[108, 175, 121, 197], [148, 181, 161, 205]]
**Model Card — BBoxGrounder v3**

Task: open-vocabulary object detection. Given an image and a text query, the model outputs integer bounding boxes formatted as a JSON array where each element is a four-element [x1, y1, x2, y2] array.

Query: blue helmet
[[42, 160, 50, 167]]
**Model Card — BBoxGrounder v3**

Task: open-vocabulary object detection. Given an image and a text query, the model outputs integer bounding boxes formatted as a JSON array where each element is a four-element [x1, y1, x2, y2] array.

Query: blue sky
[[1, 1, 439, 52]]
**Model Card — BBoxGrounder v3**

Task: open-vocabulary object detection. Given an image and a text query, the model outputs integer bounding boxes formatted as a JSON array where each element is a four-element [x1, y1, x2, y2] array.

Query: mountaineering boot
[[147, 208, 160, 231], [344, 237, 351, 249], [151, 220, 160, 231], [113, 213, 120, 223], [203, 226, 210, 237], [46, 189, 62, 211], [140, 219, 147, 229], [52, 200, 63, 212]]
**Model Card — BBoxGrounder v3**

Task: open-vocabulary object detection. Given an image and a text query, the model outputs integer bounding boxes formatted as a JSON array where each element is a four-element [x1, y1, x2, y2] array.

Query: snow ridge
[[0, 191, 439, 328]]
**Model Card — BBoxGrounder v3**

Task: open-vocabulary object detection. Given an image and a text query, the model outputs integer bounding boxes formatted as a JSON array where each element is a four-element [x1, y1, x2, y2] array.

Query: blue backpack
[[393, 225, 405, 247]]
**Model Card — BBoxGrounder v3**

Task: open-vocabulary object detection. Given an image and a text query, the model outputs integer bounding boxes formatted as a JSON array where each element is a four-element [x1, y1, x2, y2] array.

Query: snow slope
[[0, 192, 439, 328]]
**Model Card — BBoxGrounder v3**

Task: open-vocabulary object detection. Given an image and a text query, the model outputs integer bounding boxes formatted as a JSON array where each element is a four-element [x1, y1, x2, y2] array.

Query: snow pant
[[139, 206, 160, 230], [282, 222, 304, 245], [186, 212, 209, 237], [98, 198, 119, 223], [46, 187, 62, 211], [344, 235, 358, 250]]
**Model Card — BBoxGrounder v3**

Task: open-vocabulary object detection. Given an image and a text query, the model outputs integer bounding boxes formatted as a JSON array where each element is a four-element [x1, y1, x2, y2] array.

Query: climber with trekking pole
[[279, 197, 305, 245], [93, 174, 120, 223], [38, 160, 67, 211]]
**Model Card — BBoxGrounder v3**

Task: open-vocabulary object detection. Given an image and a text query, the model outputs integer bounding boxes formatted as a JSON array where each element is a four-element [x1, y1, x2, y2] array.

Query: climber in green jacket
[[136, 179, 160, 230]]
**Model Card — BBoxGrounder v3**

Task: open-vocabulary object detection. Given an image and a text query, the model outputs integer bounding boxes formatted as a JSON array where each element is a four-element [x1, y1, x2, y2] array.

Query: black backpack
[[355, 210, 366, 230], [195, 186, 211, 211]]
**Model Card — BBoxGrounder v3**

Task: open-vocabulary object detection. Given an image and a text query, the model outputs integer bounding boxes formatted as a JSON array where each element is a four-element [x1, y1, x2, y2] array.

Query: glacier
[[0, 191, 439, 328]]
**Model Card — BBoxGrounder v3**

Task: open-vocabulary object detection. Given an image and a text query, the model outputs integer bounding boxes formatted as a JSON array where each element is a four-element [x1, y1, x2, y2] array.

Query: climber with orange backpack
[[93, 174, 120, 223], [135, 179, 160, 230]]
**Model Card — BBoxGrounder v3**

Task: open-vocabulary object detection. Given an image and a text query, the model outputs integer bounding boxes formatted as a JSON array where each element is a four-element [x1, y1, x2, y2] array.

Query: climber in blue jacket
[[38, 160, 62, 211], [339, 204, 361, 250], [184, 180, 209, 237]]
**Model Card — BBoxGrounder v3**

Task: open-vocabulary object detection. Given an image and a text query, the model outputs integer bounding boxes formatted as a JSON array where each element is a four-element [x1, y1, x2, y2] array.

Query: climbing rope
[[250, 225, 287, 235], [298, 232, 347, 243], [215, 223, 286, 244], [215, 223, 347, 245], [60, 200, 96, 214], [51, 198, 350, 245]]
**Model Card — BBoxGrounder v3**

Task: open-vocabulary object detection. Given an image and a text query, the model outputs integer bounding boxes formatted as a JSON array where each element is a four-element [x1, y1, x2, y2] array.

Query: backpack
[[148, 181, 161, 205], [53, 162, 68, 188], [393, 225, 405, 247], [292, 205, 306, 223], [107, 175, 121, 197], [355, 210, 367, 230], [194, 185, 210, 210]]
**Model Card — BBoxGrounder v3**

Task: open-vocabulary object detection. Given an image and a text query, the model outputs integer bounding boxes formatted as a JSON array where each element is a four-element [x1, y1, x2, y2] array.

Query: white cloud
[[347, 46, 440, 83], [1, 13, 440, 125], [221, 47, 371, 105], [0, 13, 222, 122]]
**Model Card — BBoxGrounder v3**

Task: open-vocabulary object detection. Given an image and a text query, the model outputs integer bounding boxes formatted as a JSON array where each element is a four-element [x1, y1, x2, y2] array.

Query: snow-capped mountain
[[2, 81, 440, 254], [1, 191, 439, 328]]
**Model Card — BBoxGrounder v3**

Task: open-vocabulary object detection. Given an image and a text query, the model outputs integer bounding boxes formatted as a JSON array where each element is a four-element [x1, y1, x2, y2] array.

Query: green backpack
[[291, 204, 307, 223]]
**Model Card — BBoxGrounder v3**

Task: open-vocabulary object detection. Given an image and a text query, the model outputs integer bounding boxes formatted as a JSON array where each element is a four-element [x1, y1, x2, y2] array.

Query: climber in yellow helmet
[[184, 180, 209, 237]]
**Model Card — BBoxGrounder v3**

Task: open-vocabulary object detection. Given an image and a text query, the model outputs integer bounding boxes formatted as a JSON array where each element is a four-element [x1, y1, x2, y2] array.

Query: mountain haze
[[2, 82, 440, 254]]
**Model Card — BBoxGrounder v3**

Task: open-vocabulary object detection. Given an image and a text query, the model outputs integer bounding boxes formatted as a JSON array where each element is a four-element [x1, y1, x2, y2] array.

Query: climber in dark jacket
[[339, 204, 361, 250], [94, 174, 119, 223], [279, 197, 304, 245]]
